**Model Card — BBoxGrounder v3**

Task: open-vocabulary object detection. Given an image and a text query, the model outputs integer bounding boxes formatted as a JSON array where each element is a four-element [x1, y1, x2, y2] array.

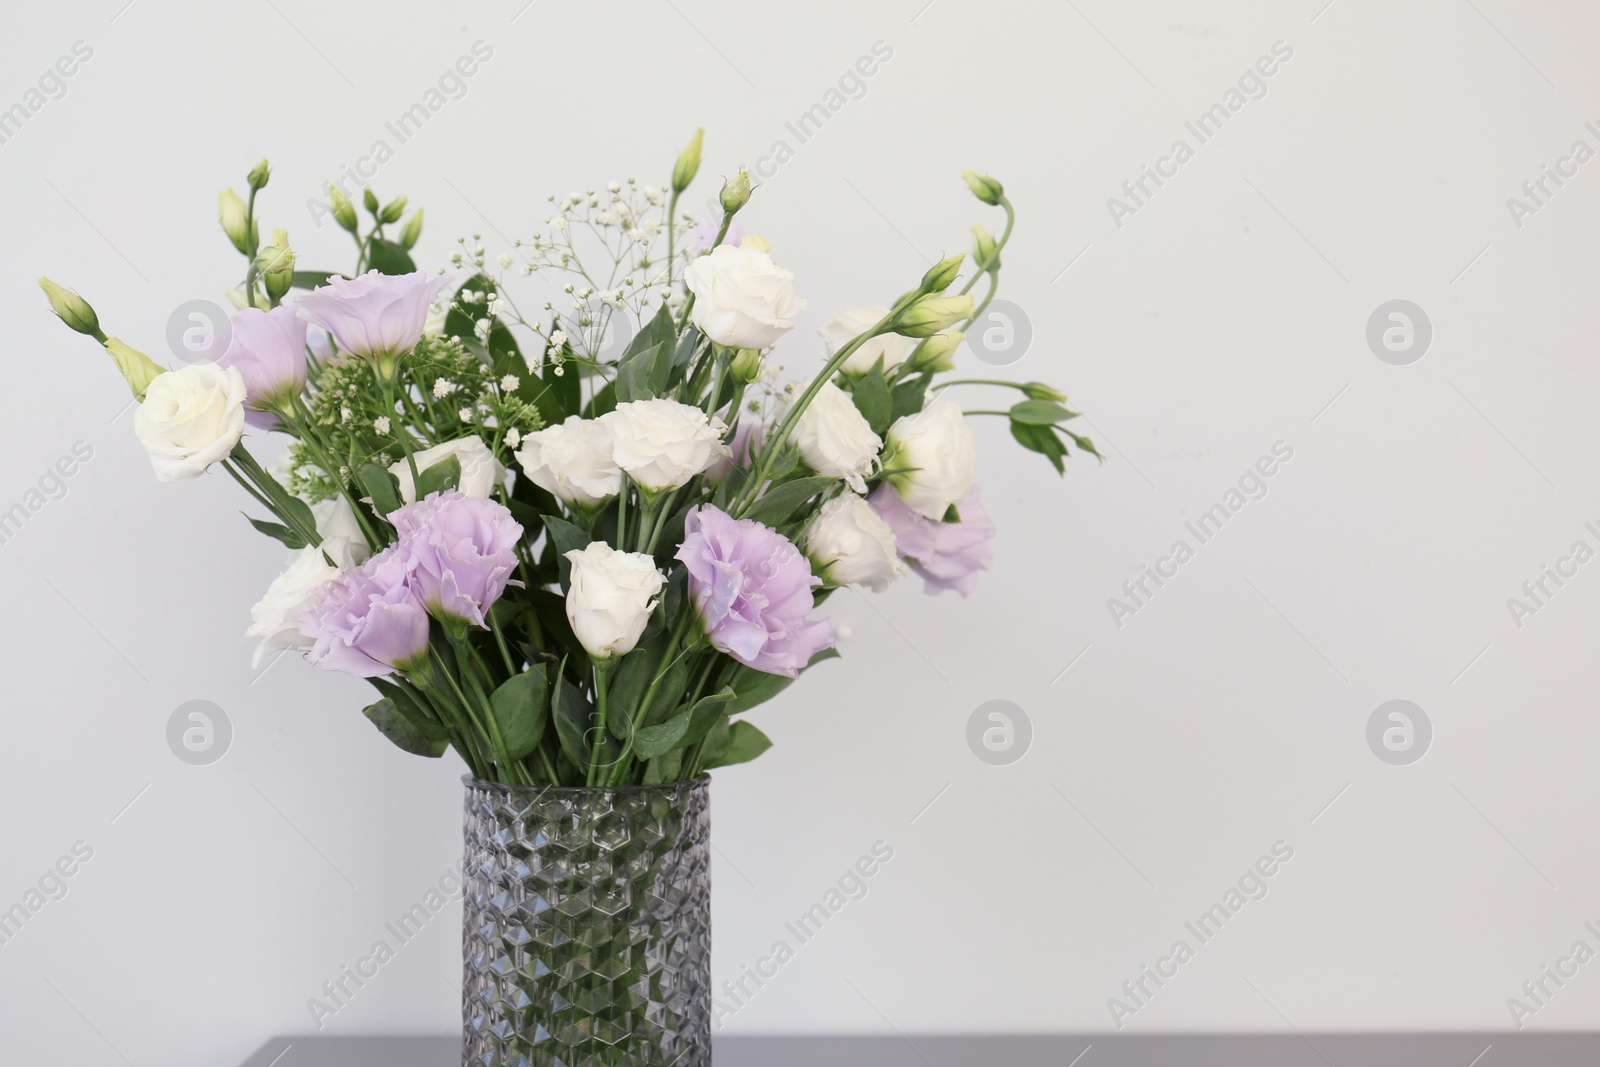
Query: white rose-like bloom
[[683, 244, 807, 349], [246, 545, 338, 668], [133, 362, 247, 482], [819, 306, 916, 375], [564, 543, 667, 660], [804, 492, 907, 592], [791, 381, 882, 493], [884, 396, 979, 519], [389, 436, 508, 504], [516, 416, 621, 507], [600, 399, 729, 492], [313, 496, 372, 569]]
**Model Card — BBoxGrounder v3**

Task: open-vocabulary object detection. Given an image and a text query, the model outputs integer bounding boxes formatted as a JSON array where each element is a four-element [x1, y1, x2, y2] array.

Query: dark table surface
[[239, 1032, 1598, 1065]]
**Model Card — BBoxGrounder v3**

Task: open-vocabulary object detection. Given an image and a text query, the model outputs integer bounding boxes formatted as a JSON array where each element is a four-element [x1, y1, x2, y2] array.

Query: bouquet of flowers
[[38, 131, 1095, 789]]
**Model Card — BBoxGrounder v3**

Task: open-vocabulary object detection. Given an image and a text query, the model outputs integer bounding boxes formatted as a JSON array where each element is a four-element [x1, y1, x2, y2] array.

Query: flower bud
[[256, 229, 296, 301], [103, 338, 166, 401], [970, 224, 998, 269], [919, 253, 964, 294], [399, 208, 425, 250], [672, 128, 704, 194], [729, 347, 763, 383], [362, 188, 380, 215], [380, 196, 408, 225], [328, 187, 358, 233], [219, 187, 255, 255], [908, 330, 964, 373], [1023, 381, 1067, 403], [247, 158, 271, 191], [38, 277, 102, 338], [720, 170, 753, 214], [891, 294, 973, 337], [962, 169, 1004, 206]]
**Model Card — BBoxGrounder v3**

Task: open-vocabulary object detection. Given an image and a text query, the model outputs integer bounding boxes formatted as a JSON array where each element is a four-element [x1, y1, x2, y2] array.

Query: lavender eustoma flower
[[295, 270, 451, 360], [676, 504, 833, 678], [389, 490, 522, 631], [300, 544, 431, 678], [868, 483, 996, 596], [215, 304, 308, 428]]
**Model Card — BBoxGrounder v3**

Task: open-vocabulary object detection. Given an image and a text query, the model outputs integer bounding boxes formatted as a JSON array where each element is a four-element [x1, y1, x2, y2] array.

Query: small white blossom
[[434, 379, 459, 398], [460, 407, 474, 423], [373, 416, 391, 435], [500, 374, 520, 392], [505, 427, 522, 449], [498, 253, 513, 269], [340, 406, 352, 423]]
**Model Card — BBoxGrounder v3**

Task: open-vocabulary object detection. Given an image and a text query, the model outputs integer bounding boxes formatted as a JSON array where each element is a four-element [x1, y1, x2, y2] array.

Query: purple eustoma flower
[[295, 270, 451, 360], [300, 544, 430, 678], [868, 483, 996, 596], [676, 504, 833, 678], [215, 304, 308, 429], [389, 490, 523, 631]]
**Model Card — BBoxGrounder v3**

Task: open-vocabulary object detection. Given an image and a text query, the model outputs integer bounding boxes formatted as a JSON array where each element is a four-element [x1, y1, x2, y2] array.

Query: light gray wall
[[3, 0, 1597, 1062]]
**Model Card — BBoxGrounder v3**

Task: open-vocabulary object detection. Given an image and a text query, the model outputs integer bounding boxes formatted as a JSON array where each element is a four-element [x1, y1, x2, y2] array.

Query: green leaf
[[553, 672, 594, 770], [742, 476, 837, 527], [890, 375, 932, 422], [490, 668, 550, 761], [631, 710, 693, 759], [724, 664, 793, 715], [356, 463, 403, 521], [613, 305, 678, 402], [362, 698, 449, 758], [245, 515, 305, 549], [414, 454, 462, 498], [369, 677, 452, 740], [541, 514, 592, 588], [1065, 428, 1102, 461], [290, 270, 335, 291], [366, 236, 417, 276], [614, 342, 666, 402], [703, 720, 772, 769], [643, 749, 683, 784], [1010, 421, 1065, 474], [1009, 399, 1075, 426], [852, 362, 892, 435]]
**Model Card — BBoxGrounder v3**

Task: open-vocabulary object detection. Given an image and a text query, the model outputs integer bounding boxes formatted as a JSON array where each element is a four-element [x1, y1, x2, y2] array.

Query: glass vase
[[460, 775, 712, 1067]]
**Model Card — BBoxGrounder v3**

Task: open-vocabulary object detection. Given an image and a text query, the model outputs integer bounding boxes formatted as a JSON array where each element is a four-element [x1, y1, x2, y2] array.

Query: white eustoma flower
[[791, 381, 881, 493], [819, 306, 916, 375], [133, 362, 247, 482], [389, 436, 508, 504], [516, 416, 622, 507], [683, 244, 807, 350], [804, 492, 907, 592], [599, 399, 729, 492], [883, 396, 978, 520], [246, 545, 339, 668], [564, 543, 667, 660]]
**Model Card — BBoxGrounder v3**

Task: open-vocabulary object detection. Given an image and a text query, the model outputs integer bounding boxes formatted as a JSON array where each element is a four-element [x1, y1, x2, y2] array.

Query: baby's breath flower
[[434, 379, 458, 399], [460, 407, 474, 423], [497, 253, 513, 269], [500, 374, 520, 392], [373, 416, 391, 435], [505, 427, 522, 449]]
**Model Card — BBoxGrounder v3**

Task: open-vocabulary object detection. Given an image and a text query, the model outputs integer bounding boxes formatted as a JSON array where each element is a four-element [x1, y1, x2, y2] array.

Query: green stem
[[587, 663, 613, 786]]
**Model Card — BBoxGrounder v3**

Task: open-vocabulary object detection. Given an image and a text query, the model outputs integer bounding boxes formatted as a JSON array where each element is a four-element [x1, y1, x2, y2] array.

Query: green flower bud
[[329, 187, 358, 233], [38, 277, 102, 338], [970, 223, 998, 269], [920, 253, 964, 294], [719, 170, 753, 215], [962, 170, 1004, 206], [103, 338, 166, 401], [729, 347, 763, 383], [256, 228, 296, 301], [891, 294, 973, 337], [1022, 381, 1067, 402], [908, 330, 964, 373], [248, 158, 271, 191], [362, 188, 380, 215], [219, 187, 255, 255], [672, 128, 704, 194], [400, 208, 425, 250], [379, 196, 408, 225]]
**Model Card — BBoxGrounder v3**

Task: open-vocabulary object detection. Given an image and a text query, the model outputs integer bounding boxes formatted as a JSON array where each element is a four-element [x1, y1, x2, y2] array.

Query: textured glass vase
[[461, 776, 712, 1067]]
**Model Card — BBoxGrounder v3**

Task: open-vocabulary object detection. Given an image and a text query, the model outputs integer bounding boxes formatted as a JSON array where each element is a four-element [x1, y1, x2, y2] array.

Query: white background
[[3, 0, 1598, 1062]]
